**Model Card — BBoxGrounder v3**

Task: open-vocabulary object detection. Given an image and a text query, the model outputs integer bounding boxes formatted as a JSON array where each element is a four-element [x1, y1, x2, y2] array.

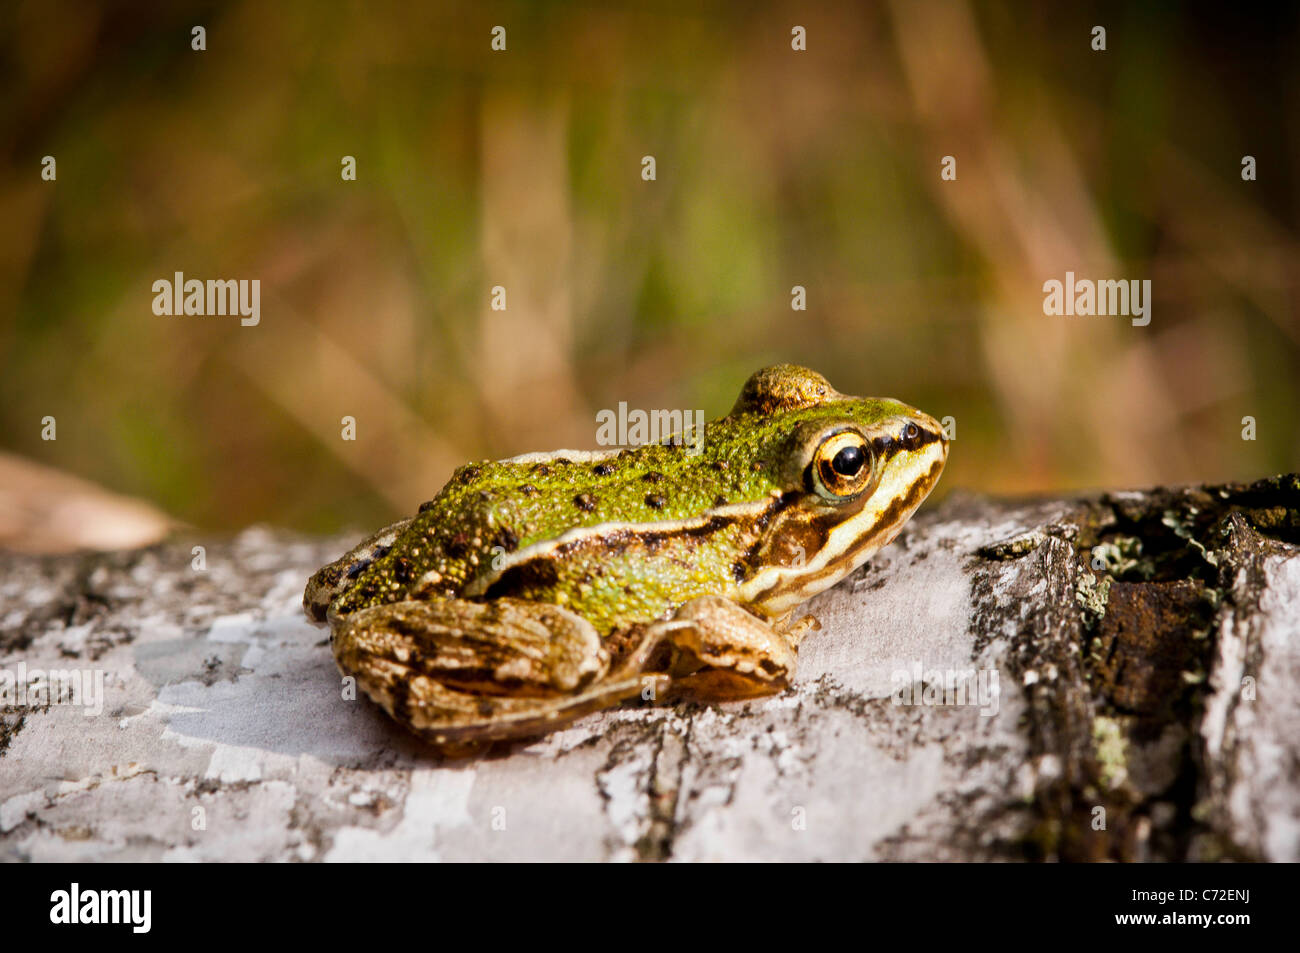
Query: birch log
[[2, 475, 1297, 861]]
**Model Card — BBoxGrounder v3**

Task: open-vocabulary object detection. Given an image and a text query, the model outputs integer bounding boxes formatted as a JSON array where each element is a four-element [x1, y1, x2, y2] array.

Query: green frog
[[304, 365, 948, 747]]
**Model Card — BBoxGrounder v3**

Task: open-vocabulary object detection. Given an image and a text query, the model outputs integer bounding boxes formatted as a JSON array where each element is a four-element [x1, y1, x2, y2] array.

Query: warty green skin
[[307, 365, 948, 639]]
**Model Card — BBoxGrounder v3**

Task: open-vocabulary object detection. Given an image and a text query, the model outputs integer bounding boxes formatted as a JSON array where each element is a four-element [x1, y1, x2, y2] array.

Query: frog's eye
[[810, 430, 874, 502]]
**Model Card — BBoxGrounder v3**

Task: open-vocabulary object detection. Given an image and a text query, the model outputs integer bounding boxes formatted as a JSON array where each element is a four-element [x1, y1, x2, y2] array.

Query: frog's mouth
[[739, 418, 948, 616]]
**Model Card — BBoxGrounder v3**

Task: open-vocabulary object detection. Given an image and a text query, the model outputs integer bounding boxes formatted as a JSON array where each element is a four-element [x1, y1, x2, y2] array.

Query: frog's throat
[[737, 440, 947, 616]]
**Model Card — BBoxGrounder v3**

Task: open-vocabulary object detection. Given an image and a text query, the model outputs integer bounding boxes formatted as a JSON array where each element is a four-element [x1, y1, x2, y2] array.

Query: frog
[[304, 364, 948, 749]]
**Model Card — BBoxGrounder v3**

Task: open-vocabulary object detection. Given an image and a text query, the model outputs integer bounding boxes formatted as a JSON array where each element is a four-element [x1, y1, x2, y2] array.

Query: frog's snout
[[891, 409, 949, 495], [922, 412, 949, 469], [927, 413, 950, 460], [903, 410, 948, 456]]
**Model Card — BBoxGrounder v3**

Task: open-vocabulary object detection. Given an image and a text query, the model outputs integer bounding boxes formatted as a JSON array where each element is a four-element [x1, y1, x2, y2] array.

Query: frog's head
[[727, 364, 949, 617]]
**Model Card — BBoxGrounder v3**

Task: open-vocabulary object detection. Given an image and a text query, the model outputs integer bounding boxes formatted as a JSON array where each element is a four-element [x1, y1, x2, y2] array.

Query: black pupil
[[831, 445, 865, 477]]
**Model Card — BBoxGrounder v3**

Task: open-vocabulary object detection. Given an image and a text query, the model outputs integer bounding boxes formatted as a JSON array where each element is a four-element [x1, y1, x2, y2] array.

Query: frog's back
[[414, 442, 748, 575], [328, 431, 781, 624]]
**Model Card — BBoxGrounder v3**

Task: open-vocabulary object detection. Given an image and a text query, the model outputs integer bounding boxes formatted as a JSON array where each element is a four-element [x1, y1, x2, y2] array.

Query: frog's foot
[[640, 595, 803, 701], [331, 597, 650, 746]]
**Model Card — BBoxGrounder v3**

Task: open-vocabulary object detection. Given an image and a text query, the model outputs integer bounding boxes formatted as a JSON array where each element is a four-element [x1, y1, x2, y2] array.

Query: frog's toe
[[647, 595, 800, 700]]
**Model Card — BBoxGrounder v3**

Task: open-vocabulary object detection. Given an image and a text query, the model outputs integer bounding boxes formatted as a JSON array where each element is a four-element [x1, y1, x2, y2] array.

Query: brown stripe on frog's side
[[737, 483, 871, 583], [482, 554, 562, 600], [468, 493, 789, 598], [482, 509, 768, 603]]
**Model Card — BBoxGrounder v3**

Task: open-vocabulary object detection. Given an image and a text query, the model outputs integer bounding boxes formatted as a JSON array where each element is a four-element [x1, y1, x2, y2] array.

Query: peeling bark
[[1, 476, 1297, 861]]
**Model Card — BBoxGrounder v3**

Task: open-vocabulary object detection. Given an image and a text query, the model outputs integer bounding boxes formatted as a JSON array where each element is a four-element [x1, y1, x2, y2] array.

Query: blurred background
[[1, 0, 1298, 552]]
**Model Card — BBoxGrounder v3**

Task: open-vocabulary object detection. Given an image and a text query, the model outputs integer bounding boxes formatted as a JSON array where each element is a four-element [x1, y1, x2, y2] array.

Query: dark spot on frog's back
[[642, 471, 665, 483], [454, 465, 483, 485], [492, 527, 520, 552], [574, 493, 597, 512], [593, 462, 615, 476], [345, 544, 389, 580], [447, 532, 471, 559], [391, 557, 414, 584], [645, 493, 667, 510], [418, 499, 437, 513]]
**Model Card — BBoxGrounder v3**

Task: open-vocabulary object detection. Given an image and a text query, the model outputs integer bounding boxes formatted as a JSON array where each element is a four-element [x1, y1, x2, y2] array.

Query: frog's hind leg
[[332, 598, 651, 747]]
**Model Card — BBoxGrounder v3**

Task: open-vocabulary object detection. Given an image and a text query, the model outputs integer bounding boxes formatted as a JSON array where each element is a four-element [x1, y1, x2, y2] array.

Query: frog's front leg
[[638, 595, 814, 700], [331, 597, 652, 746]]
